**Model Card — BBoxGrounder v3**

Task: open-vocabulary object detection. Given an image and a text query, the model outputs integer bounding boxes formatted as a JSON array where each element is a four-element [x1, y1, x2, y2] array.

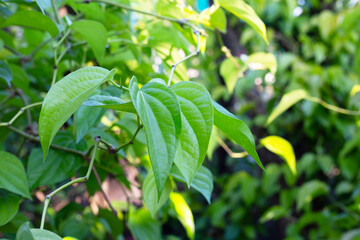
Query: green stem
[[305, 96, 360, 116], [167, 30, 200, 86], [40, 137, 100, 229], [51, 0, 61, 24], [115, 122, 142, 151]]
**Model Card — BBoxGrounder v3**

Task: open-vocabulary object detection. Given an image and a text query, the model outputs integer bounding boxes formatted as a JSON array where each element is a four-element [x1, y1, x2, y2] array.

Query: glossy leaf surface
[[170, 165, 213, 203], [39, 67, 116, 160], [172, 81, 213, 185], [0, 194, 21, 226], [0, 151, 31, 199], [129, 77, 181, 195], [2, 10, 59, 37], [212, 101, 264, 171]]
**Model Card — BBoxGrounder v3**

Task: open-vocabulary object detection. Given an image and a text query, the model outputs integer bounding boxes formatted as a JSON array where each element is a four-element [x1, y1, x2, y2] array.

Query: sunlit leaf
[[246, 52, 277, 74], [0, 151, 31, 199], [39, 67, 116, 160], [218, 0, 268, 43], [260, 205, 288, 223], [142, 171, 172, 218], [350, 84, 360, 97], [220, 58, 243, 94], [212, 101, 265, 171], [71, 20, 107, 64], [171, 81, 213, 185], [169, 192, 195, 240], [260, 136, 296, 175], [266, 89, 308, 126], [82, 95, 136, 113], [170, 165, 213, 203], [129, 77, 181, 195], [2, 10, 59, 37]]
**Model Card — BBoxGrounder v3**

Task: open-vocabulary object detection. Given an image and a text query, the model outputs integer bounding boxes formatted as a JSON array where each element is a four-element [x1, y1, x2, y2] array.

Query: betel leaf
[[75, 105, 106, 143], [0, 194, 21, 226], [30, 229, 62, 240], [171, 81, 213, 185], [82, 95, 136, 113], [128, 208, 161, 240], [71, 20, 107, 64], [1, 11, 59, 37], [170, 165, 213, 203], [212, 100, 265, 171], [169, 192, 195, 240], [218, 0, 268, 44], [142, 171, 172, 218], [220, 58, 243, 94], [266, 89, 308, 126], [16, 222, 35, 240], [129, 77, 181, 195], [246, 52, 277, 74], [0, 151, 31, 199], [39, 67, 116, 160], [260, 136, 296, 175], [296, 180, 329, 211], [0, 60, 12, 86]]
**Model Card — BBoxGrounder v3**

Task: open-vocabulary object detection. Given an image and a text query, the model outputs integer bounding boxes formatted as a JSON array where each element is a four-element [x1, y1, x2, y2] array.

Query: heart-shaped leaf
[[2, 10, 59, 37], [212, 100, 265, 171], [171, 81, 213, 185], [39, 67, 116, 160], [83, 95, 136, 113], [170, 165, 213, 203], [142, 171, 172, 218], [0, 151, 31, 199], [129, 77, 181, 195]]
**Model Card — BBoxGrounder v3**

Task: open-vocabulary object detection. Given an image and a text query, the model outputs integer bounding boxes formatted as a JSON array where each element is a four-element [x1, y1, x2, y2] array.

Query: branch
[[92, 166, 118, 216], [167, 30, 201, 86], [216, 136, 248, 158], [40, 137, 101, 229]]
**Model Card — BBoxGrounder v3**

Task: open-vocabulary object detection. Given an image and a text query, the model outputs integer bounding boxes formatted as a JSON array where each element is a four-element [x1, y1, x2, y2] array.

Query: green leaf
[[16, 222, 34, 240], [209, 5, 227, 33], [169, 192, 195, 240], [218, 0, 268, 44], [0, 193, 21, 227], [170, 165, 213, 203], [39, 67, 116, 160], [212, 101, 265, 171], [0, 151, 31, 199], [260, 136, 296, 175], [220, 58, 243, 94], [142, 171, 172, 218], [128, 208, 161, 240], [75, 105, 106, 142], [171, 81, 213, 185], [259, 205, 288, 223], [266, 89, 308, 126], [297, 180, 329, 211], [0, 60, 12, 86], [35, 0, 51, 15], [2, 11, 59, 37], [82, 95, 136, 113], [246, 52, 277, 74], [71, 20, 107, 64], [129, 77, 181, 195], [30, 229, 62, 240]]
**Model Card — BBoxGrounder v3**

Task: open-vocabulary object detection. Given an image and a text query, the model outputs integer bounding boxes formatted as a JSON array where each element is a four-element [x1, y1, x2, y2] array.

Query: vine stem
[[167, 30, 201, 86], [216, 136, 248, 158], [40, 137, 101, 229], [305, 96, 360, 116]]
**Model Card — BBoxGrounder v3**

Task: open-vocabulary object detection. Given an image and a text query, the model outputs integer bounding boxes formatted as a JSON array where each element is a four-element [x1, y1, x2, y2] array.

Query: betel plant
[[0, 0, 270, 238]]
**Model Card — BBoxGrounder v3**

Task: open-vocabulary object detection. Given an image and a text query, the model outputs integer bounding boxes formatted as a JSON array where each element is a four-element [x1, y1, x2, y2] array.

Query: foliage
[[1, 0, 360, 239]]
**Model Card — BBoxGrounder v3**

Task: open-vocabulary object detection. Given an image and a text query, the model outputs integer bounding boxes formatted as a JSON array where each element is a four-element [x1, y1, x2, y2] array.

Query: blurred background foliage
[[1, 0, 360, 239]]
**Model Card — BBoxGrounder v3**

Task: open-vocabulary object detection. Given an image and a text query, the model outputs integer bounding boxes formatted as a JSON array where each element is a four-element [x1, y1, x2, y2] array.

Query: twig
[[15, 89, 32, 131], [167, 30, 201, 86], [40, 137, 101, 229], [305, 96, 360, 116], [216, 30, 241, 69], [92, 166, 118, 216], [216, 136, 248, 158]]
